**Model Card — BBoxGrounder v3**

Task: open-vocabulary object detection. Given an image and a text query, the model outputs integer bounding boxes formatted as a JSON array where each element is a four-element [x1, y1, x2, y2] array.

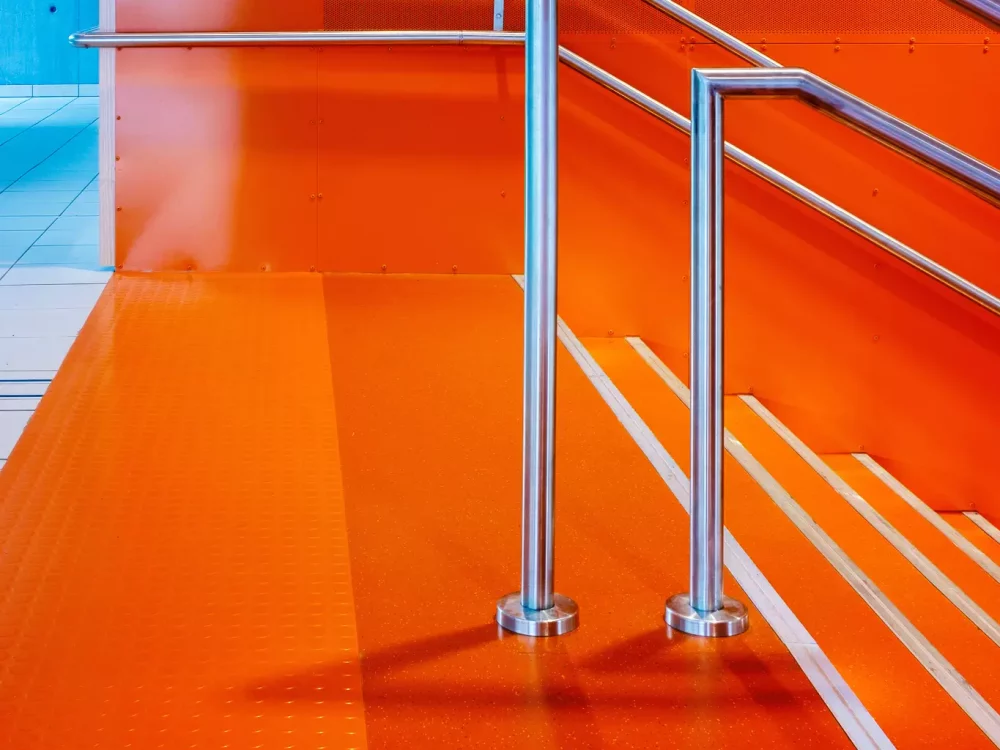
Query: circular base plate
[[496, 592, 579, 637], [665, 593, 749, 637]]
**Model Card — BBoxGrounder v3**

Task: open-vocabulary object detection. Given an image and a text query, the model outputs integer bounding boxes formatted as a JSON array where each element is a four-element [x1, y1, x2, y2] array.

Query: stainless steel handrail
[[944, 0, 1000, 27], [70, 28, 1000, 316], [69, 29, 524, 46], [640, 0, 1000, 203], [674, 65, 1000, 645]]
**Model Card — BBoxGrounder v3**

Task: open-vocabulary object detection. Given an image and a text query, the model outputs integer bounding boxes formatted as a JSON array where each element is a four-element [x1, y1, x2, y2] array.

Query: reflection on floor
[[0, 95, 111, 467]]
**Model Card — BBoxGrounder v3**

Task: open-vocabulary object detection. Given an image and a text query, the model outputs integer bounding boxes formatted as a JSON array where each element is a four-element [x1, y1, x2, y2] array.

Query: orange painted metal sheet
[[317, 48, 524, 274], [0, 274, 366, 749], [116, 49, 320, 272], [826, 454, 1000, 626], [118, 0, 323, 32], [585, 337, 991, 748], [323, 273, 850, 748], [943, 513, 1000, 568], [726, 396, 1000, 720]]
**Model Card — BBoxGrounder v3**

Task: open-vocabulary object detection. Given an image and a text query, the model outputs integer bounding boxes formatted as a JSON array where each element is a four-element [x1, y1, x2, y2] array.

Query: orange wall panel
[[117, 0, 323, 32], [116, 48, 319, 271], [317, 47, 524, 274]]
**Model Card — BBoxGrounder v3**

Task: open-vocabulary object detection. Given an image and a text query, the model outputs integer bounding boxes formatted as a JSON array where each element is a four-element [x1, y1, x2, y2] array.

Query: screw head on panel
[[310, 265, 316, 272], [500, 190, 506, 198], [116, 206, 122, 212], [835, 45, 841, 52], [872, 188, 879, 196], [873, 334, 880, 342], [381, 264, 387, 273], [452, 265, 458, 274], [608, 329, 615, 337]]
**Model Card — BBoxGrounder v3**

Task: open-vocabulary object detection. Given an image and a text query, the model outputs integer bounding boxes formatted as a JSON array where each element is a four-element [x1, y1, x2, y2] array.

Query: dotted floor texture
[[0, 272, 850, 748], [0, 273, 366, 749]]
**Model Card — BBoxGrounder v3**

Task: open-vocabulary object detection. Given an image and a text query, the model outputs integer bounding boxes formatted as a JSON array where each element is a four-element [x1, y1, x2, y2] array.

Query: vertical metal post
[[496, 0, 579, 638], [493, 0, 505, 31], [664, 70, 748, 638]]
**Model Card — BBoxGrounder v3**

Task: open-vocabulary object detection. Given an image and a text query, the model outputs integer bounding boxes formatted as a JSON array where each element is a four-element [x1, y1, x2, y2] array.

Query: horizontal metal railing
[[71, 29, 1000, 317], [639, 0, 1000, 204], [69, 29, 524, 47]]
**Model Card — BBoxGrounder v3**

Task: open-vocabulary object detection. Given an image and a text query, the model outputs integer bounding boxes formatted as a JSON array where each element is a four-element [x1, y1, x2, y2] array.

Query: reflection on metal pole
[[664, 70, 749, 638], [496, 0, 578, 637]]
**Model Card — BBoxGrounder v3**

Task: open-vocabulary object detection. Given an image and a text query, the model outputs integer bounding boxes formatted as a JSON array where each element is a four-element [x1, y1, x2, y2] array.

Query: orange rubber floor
[[943, 513, 1000, 568], [585, 337, 992, 748], [0, 274, 366, 749], [1, 272, 849, 748]]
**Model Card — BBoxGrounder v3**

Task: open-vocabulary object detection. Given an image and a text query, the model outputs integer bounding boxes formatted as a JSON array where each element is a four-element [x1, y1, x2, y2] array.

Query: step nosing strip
[[520, 306, 891, 749], [853, 454, 1000, 587]]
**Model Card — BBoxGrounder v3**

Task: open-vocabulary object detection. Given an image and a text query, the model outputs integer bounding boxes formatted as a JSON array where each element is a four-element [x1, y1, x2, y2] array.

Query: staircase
[[1, 0, 999, 747]]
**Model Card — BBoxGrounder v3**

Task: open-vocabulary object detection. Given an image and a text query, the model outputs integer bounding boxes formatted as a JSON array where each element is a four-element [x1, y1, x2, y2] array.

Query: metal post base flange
[[496, 592, 579, 637], [665, 593, 749, 637]]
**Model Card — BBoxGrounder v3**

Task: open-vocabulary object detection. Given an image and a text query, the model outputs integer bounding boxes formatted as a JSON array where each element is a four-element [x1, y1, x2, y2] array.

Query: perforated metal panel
[[323, 0, 494, 30], [692, 0, 989, 34], [322, 0, 684, 33], [323, 0, 989, 35]]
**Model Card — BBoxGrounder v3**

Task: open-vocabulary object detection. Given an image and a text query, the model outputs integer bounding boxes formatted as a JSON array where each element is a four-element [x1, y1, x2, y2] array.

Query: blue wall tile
[[0, 0, 98, 85]]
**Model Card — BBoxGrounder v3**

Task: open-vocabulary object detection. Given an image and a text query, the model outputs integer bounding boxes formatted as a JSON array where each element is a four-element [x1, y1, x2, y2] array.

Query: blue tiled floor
[[0, 96, 112, 466]]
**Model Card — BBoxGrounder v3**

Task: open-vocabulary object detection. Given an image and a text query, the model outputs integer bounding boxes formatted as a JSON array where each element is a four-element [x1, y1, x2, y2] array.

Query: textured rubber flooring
[[323, 274, 849, 749], [587, 337, 991, 748], [0, 274, 366, 749]]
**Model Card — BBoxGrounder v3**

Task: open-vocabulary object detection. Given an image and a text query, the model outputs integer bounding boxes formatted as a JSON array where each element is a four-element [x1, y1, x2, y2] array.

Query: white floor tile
[[0, 217, 54, 231], [32, 85, 79, 97], [0, 337, 75, 370], [32, 226, 100, 246], [0, 266, 112, 285], [0, 99, 27, 116], [62, 200, 99, 217], [0, 378, 51, 396], [0, 283, 106, 310], [0, 231, 43, 261], [14, 97, 72, 110], [0, 412, 32, 458], [47, 215, 98, 233], [0, 307, 91, 337], [0, 398, 42, 411], [18, 245, 100, 266]]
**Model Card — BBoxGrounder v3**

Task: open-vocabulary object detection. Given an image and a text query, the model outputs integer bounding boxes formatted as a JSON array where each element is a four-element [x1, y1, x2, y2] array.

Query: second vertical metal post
[[664, 70, 748, 638], [496, 0, 579, 637]]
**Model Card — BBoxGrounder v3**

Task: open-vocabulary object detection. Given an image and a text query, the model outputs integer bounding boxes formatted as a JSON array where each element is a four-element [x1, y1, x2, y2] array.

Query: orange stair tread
[[826, 455, 1000, 625], [0, 274, 366, 750], [585, 337, 991, 749], [323, 274, 848, 749], [943, 512, 1000, 568], [727, 396, 1000, 719]]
